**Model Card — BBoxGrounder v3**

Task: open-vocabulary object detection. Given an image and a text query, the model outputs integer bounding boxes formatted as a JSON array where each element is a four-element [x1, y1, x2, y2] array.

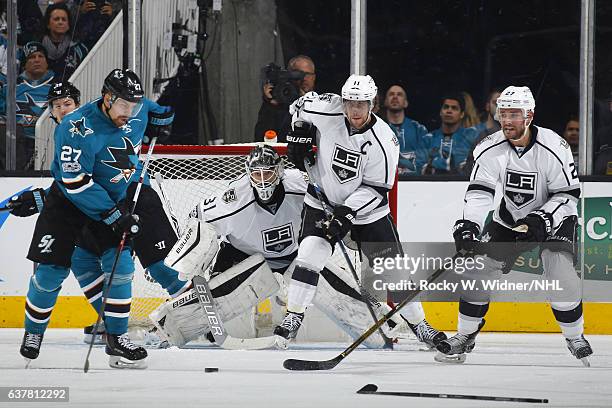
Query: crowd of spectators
[[0, 0, 121, 169]]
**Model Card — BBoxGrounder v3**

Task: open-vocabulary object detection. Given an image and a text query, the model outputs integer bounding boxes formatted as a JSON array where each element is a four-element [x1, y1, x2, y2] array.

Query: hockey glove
[[9, 188, 45, 217], [513, 210, 552, 243], [452, 219, 480, 253], [144, 109, 174, 144], [102, 207, 141, 238], [287, 120, 316, 171], [323, 205, 356, 240]]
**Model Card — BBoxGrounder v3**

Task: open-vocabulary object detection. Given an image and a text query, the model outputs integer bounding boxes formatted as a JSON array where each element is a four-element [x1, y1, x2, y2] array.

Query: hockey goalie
[[149, 144, 416, 349]]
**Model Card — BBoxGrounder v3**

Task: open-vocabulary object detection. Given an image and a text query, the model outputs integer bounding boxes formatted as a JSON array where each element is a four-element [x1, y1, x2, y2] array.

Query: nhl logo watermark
[[331, 144, 361, 183]]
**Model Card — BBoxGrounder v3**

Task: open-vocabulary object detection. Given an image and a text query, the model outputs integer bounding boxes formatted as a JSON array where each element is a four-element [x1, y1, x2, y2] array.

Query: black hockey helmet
[[48, 81, 81, 105], [245, 144, 284, 202], [101, 69, 144, 103]]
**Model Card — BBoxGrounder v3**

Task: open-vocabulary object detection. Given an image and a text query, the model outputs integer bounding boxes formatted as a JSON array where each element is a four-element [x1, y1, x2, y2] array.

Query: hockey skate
[[20, 332, 43, 367], [273, 311, 304, 349], [83, 321, 105, 345], [105, 333, 148, 369], [434, 319, 486, 364], [407, 319, 447, 349], [566, 335, 592, 367]]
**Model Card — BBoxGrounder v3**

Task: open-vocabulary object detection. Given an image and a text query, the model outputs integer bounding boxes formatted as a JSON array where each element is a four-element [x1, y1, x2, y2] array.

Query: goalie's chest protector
[[208, 172, 305, 258]]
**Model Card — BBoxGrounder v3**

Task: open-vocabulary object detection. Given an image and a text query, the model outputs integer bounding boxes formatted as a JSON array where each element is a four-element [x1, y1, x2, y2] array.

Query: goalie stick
[[302, 159, 394, 349], [84, 137, 159, 373], [283, 252, 462, 371], [154, 173, 280, 351], [356, 384, 548, 404]]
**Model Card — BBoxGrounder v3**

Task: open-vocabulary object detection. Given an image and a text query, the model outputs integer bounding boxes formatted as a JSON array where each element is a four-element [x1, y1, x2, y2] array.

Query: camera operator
[[254, 55, 316, 142]]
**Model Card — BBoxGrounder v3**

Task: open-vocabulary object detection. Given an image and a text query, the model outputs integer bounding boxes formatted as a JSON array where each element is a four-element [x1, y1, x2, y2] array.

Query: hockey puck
[[204, 367, 219, 373]]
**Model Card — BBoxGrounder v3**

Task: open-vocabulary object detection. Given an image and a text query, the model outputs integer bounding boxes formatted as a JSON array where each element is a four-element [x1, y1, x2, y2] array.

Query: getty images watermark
[[369, 253, 565, 294]]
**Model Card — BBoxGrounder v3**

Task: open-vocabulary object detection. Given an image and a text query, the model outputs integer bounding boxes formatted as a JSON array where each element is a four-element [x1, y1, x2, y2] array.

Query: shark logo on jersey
[[16, 93, 43, 124], [102, 137, 139, 183], [69, 117, 94, 138], [261, 223, 294, 254], [504, 169, 537, 209], [331, 144, 361, 183]]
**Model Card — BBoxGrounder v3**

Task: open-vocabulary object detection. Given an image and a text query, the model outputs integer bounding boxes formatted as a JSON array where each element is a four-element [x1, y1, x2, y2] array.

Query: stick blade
[[357, 384, 378, 394], [283, 356, 341, 371]]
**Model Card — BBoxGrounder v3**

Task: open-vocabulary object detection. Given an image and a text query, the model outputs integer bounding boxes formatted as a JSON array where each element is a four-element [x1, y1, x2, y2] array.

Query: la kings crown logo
[[261, 223, 294, 254], [331, 144, 361, 183], [504, 169, 538, 209]]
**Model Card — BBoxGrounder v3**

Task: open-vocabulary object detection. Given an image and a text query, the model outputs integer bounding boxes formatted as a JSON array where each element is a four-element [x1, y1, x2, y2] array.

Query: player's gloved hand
[[287, 120, 316, 171], [452, 219, 480, 253], [323, 205, 355, 240], [144, 109, 174, 144], [9, 188, 45, 217], [102, 207, 141, 238], [513, 210, 552, 243]]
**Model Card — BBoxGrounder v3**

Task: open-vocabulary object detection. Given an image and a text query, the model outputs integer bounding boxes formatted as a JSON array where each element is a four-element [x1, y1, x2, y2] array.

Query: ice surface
[[1, 329, 611, 407]]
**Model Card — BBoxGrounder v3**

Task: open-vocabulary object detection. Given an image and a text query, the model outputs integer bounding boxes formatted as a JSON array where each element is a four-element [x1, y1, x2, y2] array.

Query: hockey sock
[[101, 248, 134, 335], [398, 301, 426, 325], [24, 264, 70, 334], [458, 300, 489, 334], [147, 260, 191, 298], [552, 301, 584, 339], [71, 246, 104, 315], [287, 265, 320, 313]]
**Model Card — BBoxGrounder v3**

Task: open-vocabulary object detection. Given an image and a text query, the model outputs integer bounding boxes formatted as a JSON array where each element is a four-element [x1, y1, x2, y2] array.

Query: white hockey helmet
[[495, 86, 535, 120], [245, 144, 284, 202], [341, 74, 377, 102]]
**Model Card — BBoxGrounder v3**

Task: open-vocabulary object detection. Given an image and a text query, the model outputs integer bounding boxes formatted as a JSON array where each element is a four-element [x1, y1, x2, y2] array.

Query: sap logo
[[331, 144, 361, 183], [261, 223, 294, 254]]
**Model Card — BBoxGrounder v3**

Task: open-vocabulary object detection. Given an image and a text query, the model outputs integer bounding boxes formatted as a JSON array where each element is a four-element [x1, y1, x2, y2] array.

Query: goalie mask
[[341, 74, 377, 129], [245, 144, 284, 202]]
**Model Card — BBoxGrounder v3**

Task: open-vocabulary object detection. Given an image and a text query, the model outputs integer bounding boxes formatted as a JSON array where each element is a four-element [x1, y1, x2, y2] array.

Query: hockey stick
[[84, 137, 158, 372], [154, 173, 280, 350], [0, 205, 15, 212], [283, 252, 461, 371], [356, 384, 548, 404], [302, 160, 394, 349]]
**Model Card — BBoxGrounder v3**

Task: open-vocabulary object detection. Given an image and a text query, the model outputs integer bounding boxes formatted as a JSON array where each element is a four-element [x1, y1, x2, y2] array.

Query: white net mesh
[[131, 144, 395, 331]]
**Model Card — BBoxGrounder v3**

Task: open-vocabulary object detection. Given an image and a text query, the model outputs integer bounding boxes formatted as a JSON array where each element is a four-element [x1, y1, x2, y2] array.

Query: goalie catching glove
[[164, 217, 219, 281], [286, 120, 316, 171], [9, 188, 45, 217]]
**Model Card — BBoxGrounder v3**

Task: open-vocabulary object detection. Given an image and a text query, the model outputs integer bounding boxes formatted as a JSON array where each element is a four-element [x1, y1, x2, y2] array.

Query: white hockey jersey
[[191, 169, 307, 270], [464, 126, 580, 232], [290, 92, 399, 224]]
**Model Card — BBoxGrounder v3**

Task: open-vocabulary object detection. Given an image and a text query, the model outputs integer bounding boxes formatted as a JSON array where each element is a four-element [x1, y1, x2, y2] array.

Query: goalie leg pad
[[164, 217, 218, 281], [208, 253, 279, 322], [312, 262, 387, 349], [150, 254, 280, 346], [149, 289, 208, 346]]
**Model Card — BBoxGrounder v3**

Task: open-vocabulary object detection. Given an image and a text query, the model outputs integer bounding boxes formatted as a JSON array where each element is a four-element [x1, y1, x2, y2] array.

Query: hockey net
[[131, 144, 398, 333]]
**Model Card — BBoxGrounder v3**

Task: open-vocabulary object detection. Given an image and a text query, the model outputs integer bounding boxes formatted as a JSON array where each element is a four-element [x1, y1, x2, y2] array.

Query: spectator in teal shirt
[[383, 84, 429, 175]]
